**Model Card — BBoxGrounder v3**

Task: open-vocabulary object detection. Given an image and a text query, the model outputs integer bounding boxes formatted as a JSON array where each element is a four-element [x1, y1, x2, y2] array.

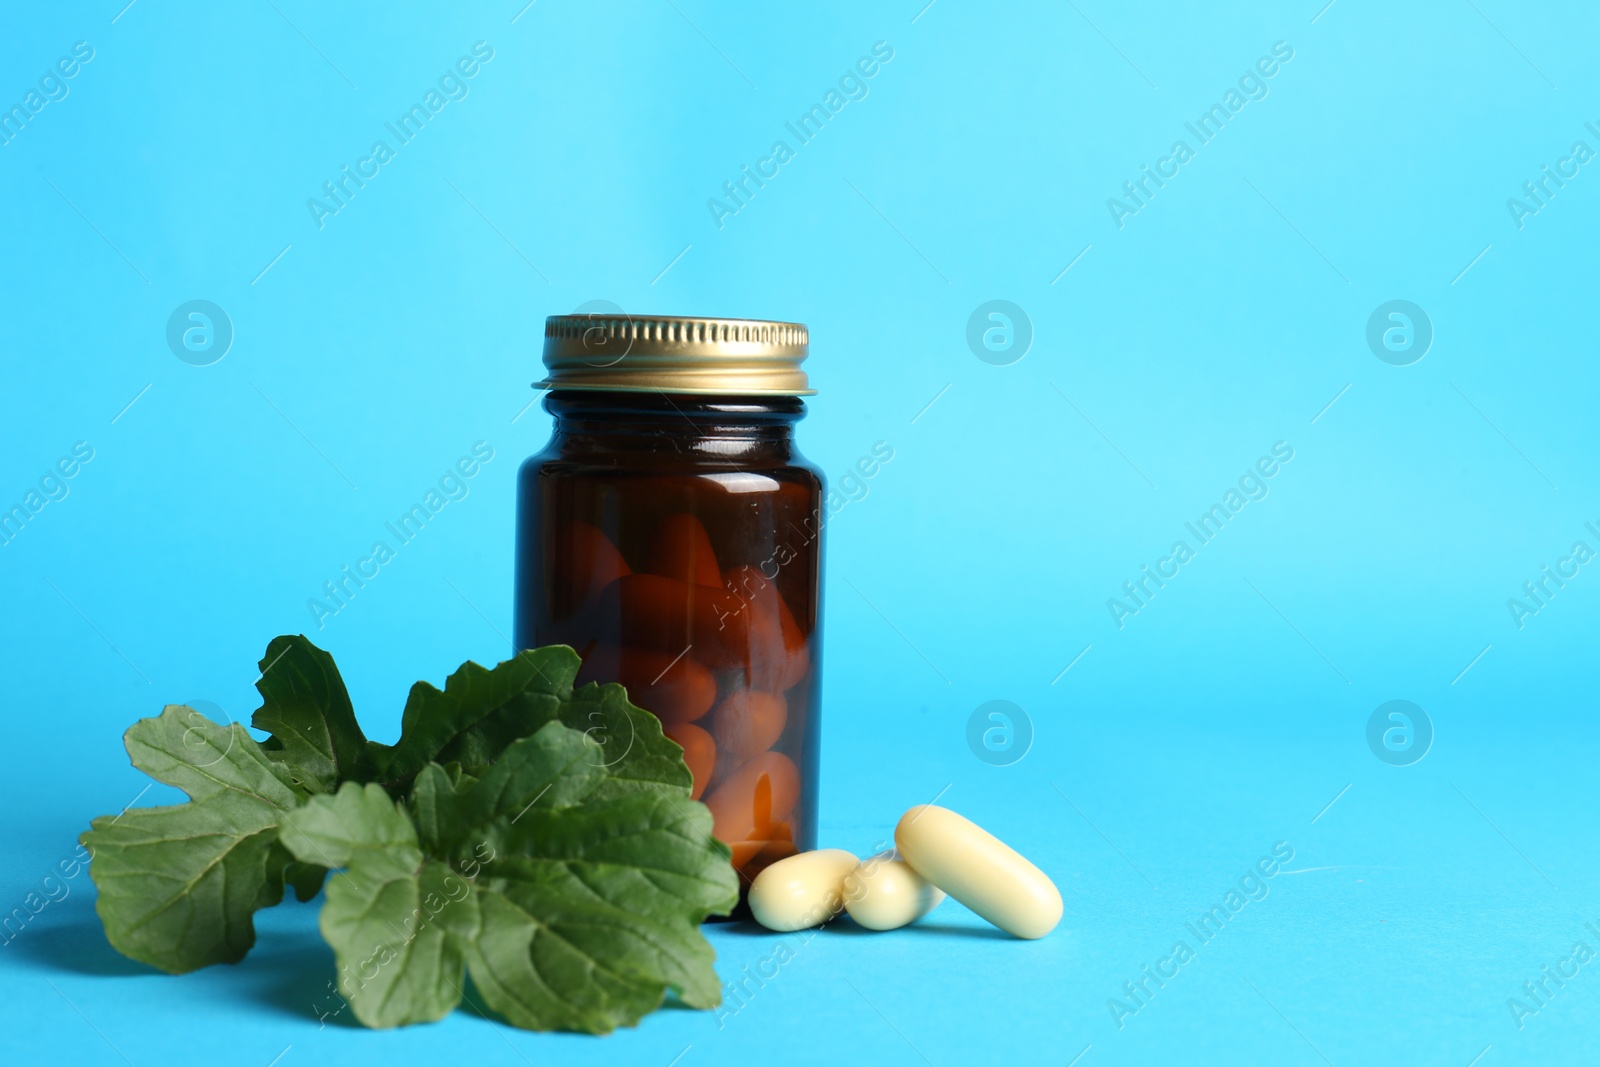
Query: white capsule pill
[[843, 852, 945, 931], [895, 805, 1061, 939], [748, 848, 859, 932]]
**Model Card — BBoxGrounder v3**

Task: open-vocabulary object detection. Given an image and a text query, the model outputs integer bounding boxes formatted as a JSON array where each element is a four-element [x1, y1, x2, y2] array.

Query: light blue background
[[2, 1, 1597, 1064]]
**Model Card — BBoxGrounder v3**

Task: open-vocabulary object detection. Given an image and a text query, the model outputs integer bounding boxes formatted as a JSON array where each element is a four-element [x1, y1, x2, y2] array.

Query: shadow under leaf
[[6, 904, 151, 977]]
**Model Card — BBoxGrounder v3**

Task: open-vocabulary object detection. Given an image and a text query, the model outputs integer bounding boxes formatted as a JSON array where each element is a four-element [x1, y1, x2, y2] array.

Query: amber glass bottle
[[513, 315, 821, 889]]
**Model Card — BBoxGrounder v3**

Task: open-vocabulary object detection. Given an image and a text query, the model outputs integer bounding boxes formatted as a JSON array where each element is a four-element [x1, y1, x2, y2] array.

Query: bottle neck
[[542, 390, 804, 463]]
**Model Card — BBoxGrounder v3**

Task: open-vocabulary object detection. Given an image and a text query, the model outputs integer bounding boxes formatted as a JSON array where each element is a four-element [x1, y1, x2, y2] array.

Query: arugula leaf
[[376, 645, 692, 800], [81, 705, 306, 973], [454, 726, 607, 832], [249, 635, 689, 799], [283, 857, 329, 902], [279, 782, 479, 1028], [472, 788, 734, 1030], [406, 727, 600, 861], [375, 647, 580, 783], [281, 722, 737, 1032], [406, 763, 473, 858], [556, 682, 694, 800], [251, 634, 375, 793], [85, 638, 738, 1033]]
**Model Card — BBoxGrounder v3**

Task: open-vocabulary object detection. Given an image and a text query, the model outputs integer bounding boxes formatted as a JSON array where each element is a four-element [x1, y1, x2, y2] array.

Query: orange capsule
[[712, 690, 787, 759], [663, 721, 715, 800], [723, 565, 809, 691], [751, 835, 800, 867], [603, 573, 750, 668], [705, 750, 800, 856], [576, 645, 716, 725], [647, 513, 723, 588], [557, 521, 630, 615], [730, 825, 798, 875]]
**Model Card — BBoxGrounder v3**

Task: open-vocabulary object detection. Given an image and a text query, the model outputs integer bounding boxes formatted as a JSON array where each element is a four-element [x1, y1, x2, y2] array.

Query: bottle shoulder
[[522, 442, 820, 478], [521, 451, 821, 490]]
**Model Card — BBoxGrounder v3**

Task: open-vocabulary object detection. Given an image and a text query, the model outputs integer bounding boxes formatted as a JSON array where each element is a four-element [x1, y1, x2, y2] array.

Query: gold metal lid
[[536, 313, 813, 396]]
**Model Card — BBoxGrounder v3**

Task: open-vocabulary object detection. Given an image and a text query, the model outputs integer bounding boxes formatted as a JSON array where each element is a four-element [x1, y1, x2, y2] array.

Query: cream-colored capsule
[[843, 852, 945, 931], [894, 805, 1061, 939], [748, 848, 859, 931]]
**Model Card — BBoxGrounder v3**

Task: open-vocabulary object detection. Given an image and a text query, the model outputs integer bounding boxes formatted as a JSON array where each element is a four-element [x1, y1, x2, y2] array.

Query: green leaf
[[82, 705, 305, 973], [460, 724, 608, 830], [287, 725, 735, 1032], [284, 859, 328, 903], [251, 634, 374, 794], [499, 790, 737, 941], [409, 724, 609, 868], [280, 783, 479, 1029], [277, 778, 416, 868], [86, 640, 737, 1034], [558, 682, 693, 800], [377, 647, 581, 784], [407, 763, 472, 858], [470, 788, 737, 1031], [375, 647, 691, 800], [468, 889, 662, 1033]]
